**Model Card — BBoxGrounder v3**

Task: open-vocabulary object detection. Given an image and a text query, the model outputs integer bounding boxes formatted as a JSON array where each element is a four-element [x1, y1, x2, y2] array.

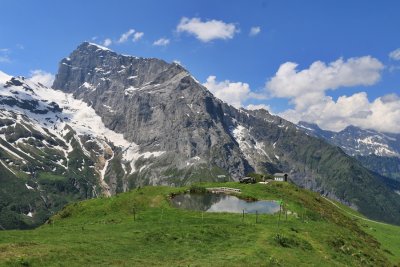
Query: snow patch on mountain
[[0, 142, 24, 160], [80, 82, 96, 91], [124, 86, 140, 95], [232, 124, 273, 162], [0, 71, 12, 83], [297, 124, 315, 131], [0, 159, 16, 175], [87, 42, 113, 52], [0, 72, 165, 185], [25, 183, 34, 190], [355, 137, 398, 157], [297, 121, 400, 158], [123, 145, 165, 175]]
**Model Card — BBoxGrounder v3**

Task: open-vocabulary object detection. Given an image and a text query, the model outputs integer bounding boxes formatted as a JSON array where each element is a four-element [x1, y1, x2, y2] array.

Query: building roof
[[273, 173, 288, 177]]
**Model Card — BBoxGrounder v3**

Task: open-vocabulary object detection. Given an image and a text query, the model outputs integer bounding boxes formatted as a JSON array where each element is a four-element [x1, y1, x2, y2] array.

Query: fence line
[[206, 187, 241, 193]]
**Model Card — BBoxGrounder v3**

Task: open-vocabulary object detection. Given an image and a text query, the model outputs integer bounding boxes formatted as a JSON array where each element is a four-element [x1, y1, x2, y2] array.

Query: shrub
[[273, 234, 313, 250], [189, 185, 207, 194]]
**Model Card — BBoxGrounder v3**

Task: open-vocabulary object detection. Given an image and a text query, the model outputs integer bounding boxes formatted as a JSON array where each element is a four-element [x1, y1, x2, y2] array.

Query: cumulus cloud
[[266, 56, 384, 111], [104, 29, 144, 45], [249, 26, 261, 36], [267, 56, 383, 98], [389, 48, 400, 61], [264, 56, 400, 133], [246, 104, 270, 111], [203, 76, 261, 108], [133, 32, 144, 42], [153, 38, 170, 46], [28, 70, 55, 87], [117, 29, 135, 43], [177, 17, 237, 42], [280, 92, 400, 133], [103, 38, 112, 47]]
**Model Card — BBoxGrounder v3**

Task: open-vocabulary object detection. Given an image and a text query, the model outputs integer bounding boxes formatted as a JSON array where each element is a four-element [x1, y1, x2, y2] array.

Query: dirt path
[[322, 197, 392, 226]]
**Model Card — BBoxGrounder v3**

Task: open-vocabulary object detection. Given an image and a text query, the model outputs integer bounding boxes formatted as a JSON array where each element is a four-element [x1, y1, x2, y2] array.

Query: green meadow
[[0, 182, 399, 266]]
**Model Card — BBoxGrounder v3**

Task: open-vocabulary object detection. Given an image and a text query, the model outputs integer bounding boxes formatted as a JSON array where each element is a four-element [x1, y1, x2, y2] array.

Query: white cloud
[[280, 92, 400, 133], [153, 38, 170, 46], [133, 32, 144, 42], [246, 104, 270, 111], [117, 29, 135, 43], [388, 65, 400, 72], [264, 56, 400, 133], [103, 38, 112, 47], [177, 17, 237, 42], [173, 59, 182, 66], [266, 56, 383, 99], [203, 76, 253, 108], [28, 70, 55, 87], [102, 29, 144, 45], [0, 48, 10, 63], [389, 48, 400, 61], [249, 26, 261, 36]]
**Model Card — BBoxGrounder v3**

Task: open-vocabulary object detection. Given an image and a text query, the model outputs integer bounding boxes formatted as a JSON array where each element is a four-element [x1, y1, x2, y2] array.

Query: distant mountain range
[[298, 121, 400, 181], [1, 42, 400, 229]]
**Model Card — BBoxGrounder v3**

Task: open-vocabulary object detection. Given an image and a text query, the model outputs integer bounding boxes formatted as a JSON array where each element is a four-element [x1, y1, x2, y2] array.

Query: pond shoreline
[[170, 191, 280, 214]]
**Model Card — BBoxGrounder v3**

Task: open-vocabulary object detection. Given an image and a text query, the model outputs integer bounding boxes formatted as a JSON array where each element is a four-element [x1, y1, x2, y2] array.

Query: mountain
[[0, 70, 126, 229], [1, 42, 400, 228], [298, 121, 400, 157], [298, 121, 400, 181]]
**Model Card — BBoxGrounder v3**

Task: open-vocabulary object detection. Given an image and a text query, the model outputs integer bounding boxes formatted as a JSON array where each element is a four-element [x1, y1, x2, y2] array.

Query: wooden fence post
[[277, 203, 282, 232], [256, 210, 258, 224]]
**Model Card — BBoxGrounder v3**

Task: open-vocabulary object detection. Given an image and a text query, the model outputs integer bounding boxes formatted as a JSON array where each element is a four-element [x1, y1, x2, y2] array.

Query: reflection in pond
[[171, 193, 280, 214]]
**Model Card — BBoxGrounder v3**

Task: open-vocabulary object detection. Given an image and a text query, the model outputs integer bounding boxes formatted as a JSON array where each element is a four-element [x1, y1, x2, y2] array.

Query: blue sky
[[1, 0, 400, 132]]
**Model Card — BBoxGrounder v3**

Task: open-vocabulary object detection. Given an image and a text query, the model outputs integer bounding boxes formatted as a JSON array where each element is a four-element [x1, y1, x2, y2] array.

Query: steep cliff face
[[49, 42, 400, 225], [53, 42, 252, 186]]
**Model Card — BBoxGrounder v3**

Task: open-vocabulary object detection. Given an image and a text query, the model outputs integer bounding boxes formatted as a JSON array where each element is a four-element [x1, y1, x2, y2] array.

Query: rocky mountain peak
[[298, 121, 320, 130], [298, 121, 400, 158], [51, 42, 251, 184], [2, 43, 400, 228], [53, 42, 189, 96], [342, 125, 364, 134], [4, 43, 395, 225]]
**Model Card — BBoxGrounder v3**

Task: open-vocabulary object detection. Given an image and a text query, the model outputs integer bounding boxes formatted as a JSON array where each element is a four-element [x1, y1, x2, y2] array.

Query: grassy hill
[[0, 182, 399, 266]]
